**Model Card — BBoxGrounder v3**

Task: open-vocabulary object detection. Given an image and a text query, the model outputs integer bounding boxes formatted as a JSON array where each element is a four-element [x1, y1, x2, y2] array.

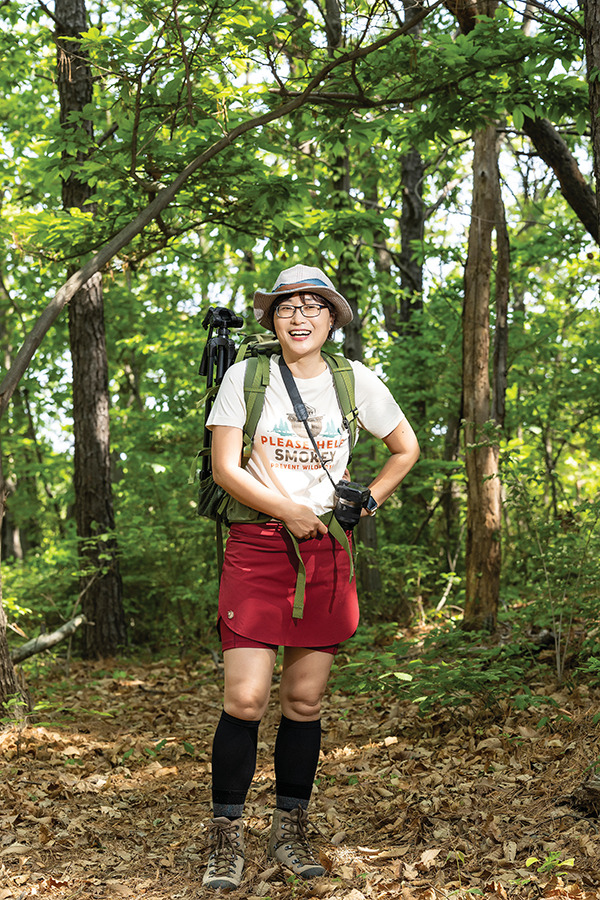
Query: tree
[[0, 0, 438, 703], [56, 0, 126, 657], [584, 0, 600, 237], [462, 123, 503, 631]]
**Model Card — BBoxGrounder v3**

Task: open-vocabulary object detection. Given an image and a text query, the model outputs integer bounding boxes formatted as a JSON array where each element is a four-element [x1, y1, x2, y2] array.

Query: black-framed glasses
[[275, 302, 328, 319]]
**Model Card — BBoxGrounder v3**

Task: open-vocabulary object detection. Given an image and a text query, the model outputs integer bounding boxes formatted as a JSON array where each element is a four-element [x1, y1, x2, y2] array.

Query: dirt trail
[[1, 658, 599, 899]]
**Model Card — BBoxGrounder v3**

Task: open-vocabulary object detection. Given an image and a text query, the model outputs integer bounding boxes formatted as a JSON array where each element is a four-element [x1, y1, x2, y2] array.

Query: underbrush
[[331, 617, 596, 722]]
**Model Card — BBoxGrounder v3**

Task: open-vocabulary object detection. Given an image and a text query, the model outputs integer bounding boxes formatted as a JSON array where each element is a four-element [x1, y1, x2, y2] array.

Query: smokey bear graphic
[[287, 407, 323, 438]]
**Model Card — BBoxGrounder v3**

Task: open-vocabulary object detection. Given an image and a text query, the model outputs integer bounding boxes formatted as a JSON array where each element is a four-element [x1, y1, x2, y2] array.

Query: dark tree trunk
[[337, 248, 383, 600], [398, 146, 425, 322], [56, 0, 125, 657], [382, 0, 425, 337], [492, 188, 510, 428], [462, 124, 502, 632], [68, 273, 125, 656], [584, 0, 600, 240]]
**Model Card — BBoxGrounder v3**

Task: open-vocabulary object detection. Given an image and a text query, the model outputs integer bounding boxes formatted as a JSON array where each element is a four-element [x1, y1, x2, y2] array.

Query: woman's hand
[[281, 503, 329, 541], [211, 426, 329, 540]]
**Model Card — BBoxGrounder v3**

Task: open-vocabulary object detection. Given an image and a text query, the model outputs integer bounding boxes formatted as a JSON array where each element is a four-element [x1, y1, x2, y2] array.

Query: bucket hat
[[253, 265, 353, 330]]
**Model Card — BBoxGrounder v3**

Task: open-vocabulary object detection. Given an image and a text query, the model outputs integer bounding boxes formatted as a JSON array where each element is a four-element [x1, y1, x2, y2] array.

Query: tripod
[[199, 307, 243, 481]]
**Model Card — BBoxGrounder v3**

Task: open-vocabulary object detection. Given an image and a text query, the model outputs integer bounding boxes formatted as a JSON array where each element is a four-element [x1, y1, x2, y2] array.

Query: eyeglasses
[[275, 303, 328, 319]]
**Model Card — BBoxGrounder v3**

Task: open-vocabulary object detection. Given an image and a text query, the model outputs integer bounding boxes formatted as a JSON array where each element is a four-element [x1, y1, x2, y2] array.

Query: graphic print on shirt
[[262, 404, 348, 472]]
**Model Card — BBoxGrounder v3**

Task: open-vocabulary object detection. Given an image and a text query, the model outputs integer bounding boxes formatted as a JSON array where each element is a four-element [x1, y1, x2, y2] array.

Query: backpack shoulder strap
[[323, 352, 359, 452], [243, 352, 271, 440]]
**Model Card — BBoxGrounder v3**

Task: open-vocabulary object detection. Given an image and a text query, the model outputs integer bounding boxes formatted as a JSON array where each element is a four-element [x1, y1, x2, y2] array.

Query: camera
[[334, 480, 372, 530]]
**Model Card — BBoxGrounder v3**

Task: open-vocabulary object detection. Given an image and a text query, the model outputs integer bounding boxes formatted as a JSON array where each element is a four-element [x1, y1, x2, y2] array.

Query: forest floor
[[1, 643, 600, 900]]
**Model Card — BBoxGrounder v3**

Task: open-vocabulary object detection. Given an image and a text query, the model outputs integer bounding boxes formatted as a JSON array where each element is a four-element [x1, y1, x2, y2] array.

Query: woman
[[203, 264, 420, 890]]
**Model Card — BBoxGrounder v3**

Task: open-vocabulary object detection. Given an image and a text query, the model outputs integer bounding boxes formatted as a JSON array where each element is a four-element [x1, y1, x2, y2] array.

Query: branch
[[10, 615, 88, 664], [36, 0, 65, 29], [0, 0, 443, 421], [522, 116, 599, 244]]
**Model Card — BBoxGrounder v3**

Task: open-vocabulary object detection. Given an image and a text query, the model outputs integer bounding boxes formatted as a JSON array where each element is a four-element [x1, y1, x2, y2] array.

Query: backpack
[[189, 334, 359, 617], [191, 334, 359, 523]]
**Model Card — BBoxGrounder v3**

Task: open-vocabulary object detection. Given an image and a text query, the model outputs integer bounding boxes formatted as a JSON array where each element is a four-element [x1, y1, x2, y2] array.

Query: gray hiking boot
[[268, 806, 326, 879], [202, 817, 245, 891]]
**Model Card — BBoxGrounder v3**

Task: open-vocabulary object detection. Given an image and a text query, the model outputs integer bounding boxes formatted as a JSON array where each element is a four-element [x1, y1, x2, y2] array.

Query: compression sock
[[211, 710, 261, 819], [274, 714, 322, 811]]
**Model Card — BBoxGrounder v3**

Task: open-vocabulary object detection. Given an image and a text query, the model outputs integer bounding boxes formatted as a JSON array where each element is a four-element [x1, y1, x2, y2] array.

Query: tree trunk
[[398, 146, 425, 321], [584, 0, 600, 240], [492, 187, 510, 428], [337, 247, 384, 600], [56, 0, 126, 657], [462, 124, 502, 632], [68, 273, 126, 656]]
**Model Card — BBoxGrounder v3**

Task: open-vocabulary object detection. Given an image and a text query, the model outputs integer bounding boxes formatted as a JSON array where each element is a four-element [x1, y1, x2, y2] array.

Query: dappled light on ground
[[1, 658, 599, 899]]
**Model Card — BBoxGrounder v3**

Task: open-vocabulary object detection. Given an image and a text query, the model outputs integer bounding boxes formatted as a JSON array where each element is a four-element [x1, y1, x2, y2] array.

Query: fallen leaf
[[476, 737, 503, 751], [419, 847, 442, 869], [0, 843, 29, 856], [318, 849, 334, 872], [107, 883, 134, 897]]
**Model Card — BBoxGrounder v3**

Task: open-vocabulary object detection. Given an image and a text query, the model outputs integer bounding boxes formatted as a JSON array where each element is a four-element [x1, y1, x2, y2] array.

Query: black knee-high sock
[[274, 714, 321, 811], [211, 710, 260, 819]]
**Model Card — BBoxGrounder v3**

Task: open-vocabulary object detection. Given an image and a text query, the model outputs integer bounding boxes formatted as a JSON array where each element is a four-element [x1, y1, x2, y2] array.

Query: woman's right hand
[[282, 503, 329, 541]]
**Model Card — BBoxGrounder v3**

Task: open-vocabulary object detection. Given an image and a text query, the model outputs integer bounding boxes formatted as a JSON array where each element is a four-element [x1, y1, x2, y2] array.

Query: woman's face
[[272, 292, 335, 358]]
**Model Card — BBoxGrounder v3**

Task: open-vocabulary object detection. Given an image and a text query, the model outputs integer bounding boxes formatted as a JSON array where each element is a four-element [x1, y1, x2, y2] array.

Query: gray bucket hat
[[253, 264, 353, 330]]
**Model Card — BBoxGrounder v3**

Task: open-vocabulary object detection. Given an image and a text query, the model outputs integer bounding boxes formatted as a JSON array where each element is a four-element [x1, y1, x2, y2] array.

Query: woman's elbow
[[411, 438, 421, 465], [211, 460, 233, 489]]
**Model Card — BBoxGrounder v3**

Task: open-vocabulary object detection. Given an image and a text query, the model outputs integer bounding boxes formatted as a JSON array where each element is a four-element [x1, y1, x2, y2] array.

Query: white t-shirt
[[206, 355, 404, 515]]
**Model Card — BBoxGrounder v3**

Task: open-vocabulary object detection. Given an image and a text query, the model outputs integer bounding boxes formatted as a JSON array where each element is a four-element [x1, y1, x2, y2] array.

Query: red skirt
[[218, 523, 359, 647]]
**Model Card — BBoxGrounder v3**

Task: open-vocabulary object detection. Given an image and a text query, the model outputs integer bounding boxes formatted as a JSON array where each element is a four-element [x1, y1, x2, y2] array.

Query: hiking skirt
[[217, 522, 359, 648]]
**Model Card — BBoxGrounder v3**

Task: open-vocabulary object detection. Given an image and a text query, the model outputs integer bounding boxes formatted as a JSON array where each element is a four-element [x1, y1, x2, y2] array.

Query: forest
[[1, 0, 600, 897]]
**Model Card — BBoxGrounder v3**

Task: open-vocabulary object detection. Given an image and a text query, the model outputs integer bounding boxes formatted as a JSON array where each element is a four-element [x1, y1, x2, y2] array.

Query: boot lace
[[280, 809, 317, 865], [207, 821, 242, 876]]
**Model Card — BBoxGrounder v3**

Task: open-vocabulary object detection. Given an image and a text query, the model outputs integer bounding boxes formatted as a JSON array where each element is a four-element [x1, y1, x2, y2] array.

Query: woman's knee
[[279, 685, 325, 720], [224, 683, 271, 720], [223, 648, 275, 720], [279, 649, 333, 720]]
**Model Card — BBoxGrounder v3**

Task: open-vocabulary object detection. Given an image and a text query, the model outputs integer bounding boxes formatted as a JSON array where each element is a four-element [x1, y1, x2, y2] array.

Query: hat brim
[[253, 282, 353, 330]]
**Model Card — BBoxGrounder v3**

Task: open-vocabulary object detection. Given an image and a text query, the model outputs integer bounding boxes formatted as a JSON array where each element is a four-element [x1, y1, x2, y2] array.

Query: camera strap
[[278, 358, 338, 491]]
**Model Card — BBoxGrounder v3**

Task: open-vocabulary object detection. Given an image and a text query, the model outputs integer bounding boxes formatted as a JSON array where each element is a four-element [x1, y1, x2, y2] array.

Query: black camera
[[334, 480, 372, 530]]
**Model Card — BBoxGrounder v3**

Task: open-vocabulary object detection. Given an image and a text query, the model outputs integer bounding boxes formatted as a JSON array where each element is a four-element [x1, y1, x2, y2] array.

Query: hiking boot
[[202, 817, 245, 891], [268, 806, 326, 879]]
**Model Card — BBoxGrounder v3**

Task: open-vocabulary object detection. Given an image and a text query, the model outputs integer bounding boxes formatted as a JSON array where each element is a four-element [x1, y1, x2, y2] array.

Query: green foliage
[[511, 852, 576, 886], [502, 463, 600, 680], [332, 623, 554, 716], [2, 0, 599, 667]]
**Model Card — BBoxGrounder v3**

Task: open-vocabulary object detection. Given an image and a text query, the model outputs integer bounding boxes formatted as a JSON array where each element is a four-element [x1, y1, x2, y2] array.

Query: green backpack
[[190, 335, 360, 618]]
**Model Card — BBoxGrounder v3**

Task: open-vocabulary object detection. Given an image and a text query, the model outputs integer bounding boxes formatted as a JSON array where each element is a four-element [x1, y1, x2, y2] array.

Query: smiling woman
[[272, 292, 334, 362], [201, 263, 420, 890]]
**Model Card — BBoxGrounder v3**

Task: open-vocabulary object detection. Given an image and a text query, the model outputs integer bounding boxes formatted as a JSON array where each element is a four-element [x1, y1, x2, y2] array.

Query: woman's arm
[[211, 425, 329, 540], [363, 418, 420, 513]]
